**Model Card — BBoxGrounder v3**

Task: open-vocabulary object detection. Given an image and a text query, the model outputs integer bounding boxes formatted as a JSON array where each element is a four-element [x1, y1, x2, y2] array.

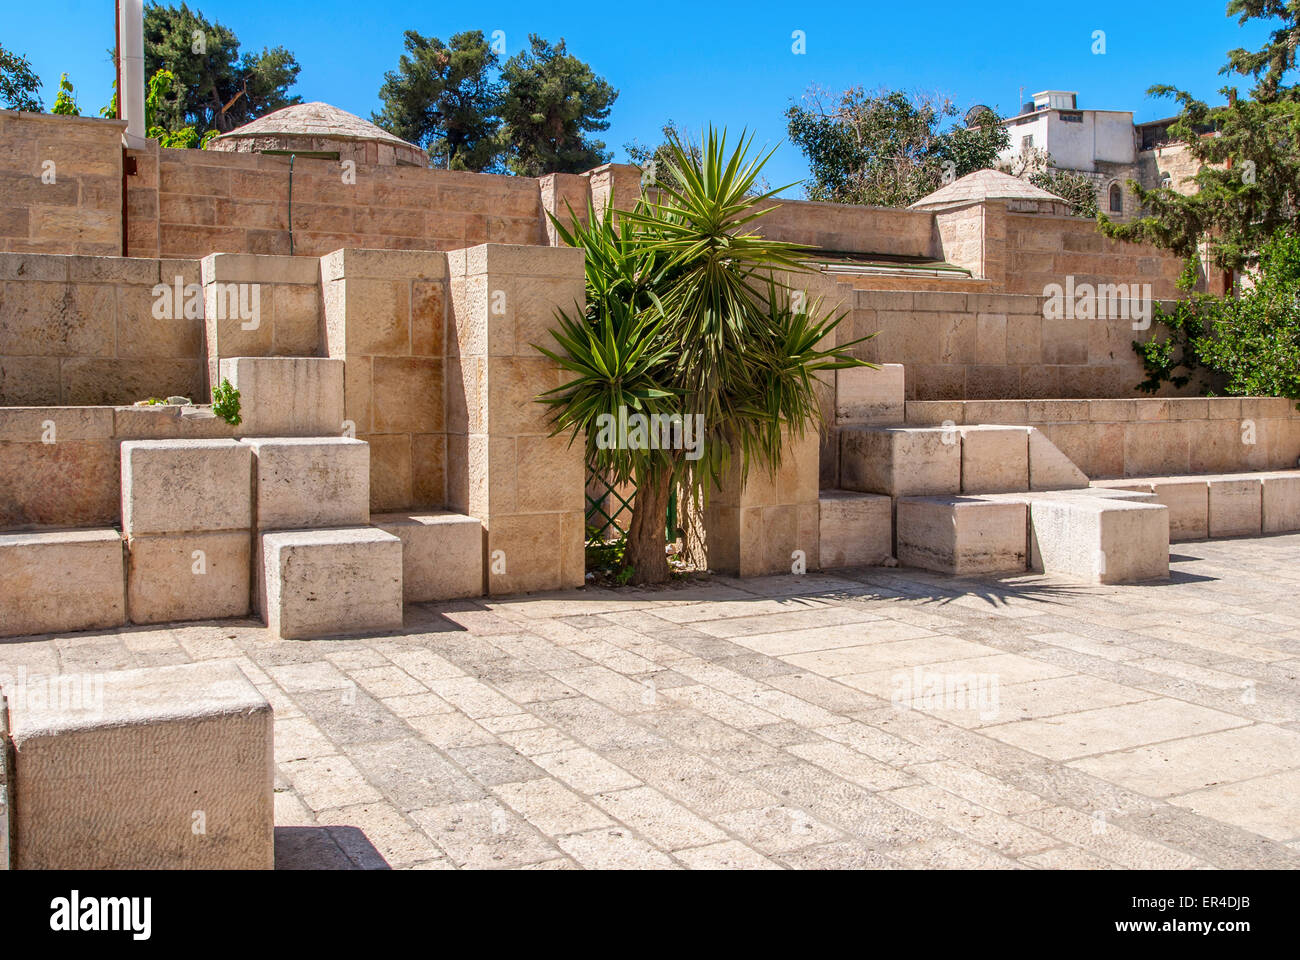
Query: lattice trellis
[[584, 464, 676, 544]]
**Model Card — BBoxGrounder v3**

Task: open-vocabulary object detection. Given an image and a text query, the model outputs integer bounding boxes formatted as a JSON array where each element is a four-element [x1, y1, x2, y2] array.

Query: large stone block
[[959, 425, 1029, 494], [818, 491, 892, 568], [218, 356, 345, 438], [372, 512, 483, 601], [1262, 472, 1300, 533], [243, 436, 369, 529], [3, 660, 273, 869], [120, 438, 252, 536], [896, 496, 1028, 575], [1207, 477, 1263, 538], [127, 530, 251, 624], [1149, 479, 1209, 541], [835, 363, 904, 424], [1028, 428, 1090, 490], [0, 529, 125, 638], [1029, 498, 1169, 584], [261, 527, 402, 639], [840, 426, 961, 497]]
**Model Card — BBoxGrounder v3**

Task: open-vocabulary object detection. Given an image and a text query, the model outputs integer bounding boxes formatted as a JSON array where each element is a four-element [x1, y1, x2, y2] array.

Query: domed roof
[[212, 102, 415, 148], [910, 169, 1064, 209]]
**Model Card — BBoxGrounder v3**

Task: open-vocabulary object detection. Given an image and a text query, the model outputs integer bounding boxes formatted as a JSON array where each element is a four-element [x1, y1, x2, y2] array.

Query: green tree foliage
[[50, 73, 79, 116], [142, 2, 300, 135], [539, 129, 869, 584], [1133, 231, 1300, 404], [785, 87, 1009, 206], [998, 146, 1100, 218], [497, 35, 617, 176], [0, 43, 42, 112], [1099, 3, 1300, 271], [372, 30, 502, 171]]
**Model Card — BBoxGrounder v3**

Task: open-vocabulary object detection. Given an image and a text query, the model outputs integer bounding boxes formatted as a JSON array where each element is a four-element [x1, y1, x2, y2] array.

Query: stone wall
[[0, 252, 203, 405], [904, 397, 1300, 478], [0, 111, 125, 256]]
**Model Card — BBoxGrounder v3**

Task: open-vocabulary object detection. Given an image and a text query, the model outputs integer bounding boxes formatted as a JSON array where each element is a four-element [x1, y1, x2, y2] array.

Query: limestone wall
[[904, 397, 1300, 478], [0, 111, 125, 256], [0, 252, 204, 405]]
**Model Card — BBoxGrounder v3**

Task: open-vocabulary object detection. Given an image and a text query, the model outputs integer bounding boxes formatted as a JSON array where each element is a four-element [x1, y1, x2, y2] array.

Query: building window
[[1021, 135, 1034, 153], [1060, 111, 1083, 123], [1109, 183, 1123, 212]]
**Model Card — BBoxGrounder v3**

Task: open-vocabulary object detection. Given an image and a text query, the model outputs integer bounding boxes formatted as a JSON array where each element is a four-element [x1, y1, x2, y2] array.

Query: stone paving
[[4, 533, 1300, 869]]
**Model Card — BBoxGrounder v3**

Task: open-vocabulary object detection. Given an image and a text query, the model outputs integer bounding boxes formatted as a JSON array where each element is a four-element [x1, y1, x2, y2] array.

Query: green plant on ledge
[[212, 378, 242, 426]]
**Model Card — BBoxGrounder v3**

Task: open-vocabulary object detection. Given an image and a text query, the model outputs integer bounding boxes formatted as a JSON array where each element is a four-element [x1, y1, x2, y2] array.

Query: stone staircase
[[0, 355, 484, 641]]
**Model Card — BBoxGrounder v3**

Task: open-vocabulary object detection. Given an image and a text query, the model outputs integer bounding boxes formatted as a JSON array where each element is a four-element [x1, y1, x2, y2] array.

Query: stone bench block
[[896, 496, 1028, 575], [0, 529, 125, 638], [835, 363, 904, 424], [959, 425, 1029, 494], [218, 357, 345, 438], [127, 530, 251, 625], [1262, 473, 1300, 533], [1148, 479, 1209, 541], [2, 660, 273, 869], [840, 426, 961, 497], [1029, 428, 1090, 490], [243, 436, 369, 530], [372, 512, 484, 602], [818, 490, 892, 568], [121, 438, 252, 536], [1029, 498, 1169, 584], [261, 527, 402, 640], [1207, 477, 1262, 538]]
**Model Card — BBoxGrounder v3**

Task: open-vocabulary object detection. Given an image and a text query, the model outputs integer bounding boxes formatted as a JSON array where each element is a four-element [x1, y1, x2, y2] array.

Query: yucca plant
[[538, 127, 873, 584]]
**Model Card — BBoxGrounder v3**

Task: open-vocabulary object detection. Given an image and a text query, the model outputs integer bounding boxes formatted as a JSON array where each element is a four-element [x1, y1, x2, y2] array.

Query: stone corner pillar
[[445, 243, 587, 595]]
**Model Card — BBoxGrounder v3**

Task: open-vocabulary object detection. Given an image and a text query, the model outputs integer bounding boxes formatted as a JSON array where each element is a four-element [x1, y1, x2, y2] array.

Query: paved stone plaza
[[5, 534, 1300, 870]]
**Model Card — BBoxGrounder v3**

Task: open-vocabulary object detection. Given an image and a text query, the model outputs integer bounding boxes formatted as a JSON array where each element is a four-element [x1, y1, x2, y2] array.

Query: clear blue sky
[[4, 1, 1272, 195]]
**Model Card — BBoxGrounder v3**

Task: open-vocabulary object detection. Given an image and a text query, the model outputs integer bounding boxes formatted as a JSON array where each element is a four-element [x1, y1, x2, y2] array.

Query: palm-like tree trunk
[[625, 470, 671, 585]]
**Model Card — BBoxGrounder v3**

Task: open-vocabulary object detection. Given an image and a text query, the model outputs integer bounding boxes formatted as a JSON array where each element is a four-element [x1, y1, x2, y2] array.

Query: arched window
[[1109, 183, 1123, 213]]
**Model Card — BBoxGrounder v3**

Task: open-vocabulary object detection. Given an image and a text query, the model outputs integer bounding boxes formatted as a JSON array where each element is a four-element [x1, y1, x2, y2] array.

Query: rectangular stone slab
[[127, 530, 251, 624], [959, 425, 1030, 494], [1029, 498, 1169, 584], [1262, 473, 1300, 534], [1207, 477, 1262, 538], [243, 436, 369, 530], [840, 426, 961, 497], [2, 659, 273, 869], [120, 438, 252, 536], [818, 490, 893, 568], [372, 511, 483, 602], [0, 529, 125, 638], [896, 496, 1028, 575], [261, 526, 402, 640]]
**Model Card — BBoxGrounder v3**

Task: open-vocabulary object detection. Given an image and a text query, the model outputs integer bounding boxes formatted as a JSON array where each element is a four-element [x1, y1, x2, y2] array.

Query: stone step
[[127, 530, 251, 625], [896, 495, 1028, 575], [260, 526, 402, 640], [1028, 497, 1169, 584], [840, 424, 1089, 497], [243, 436, 369, 530], [835, 364, 904, 424], [817, 490, 892, 568], [0, 528, 125, 638], [372, 512, 484, 601], [2, 660, 273, 868], [1092, 471, 1300, 540], [120, 438, 252, 537], [218, 356, 344, 438]]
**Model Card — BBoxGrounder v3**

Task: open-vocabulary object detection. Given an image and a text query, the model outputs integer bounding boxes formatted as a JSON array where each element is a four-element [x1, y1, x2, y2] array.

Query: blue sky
[[4, 1, 1272, 194]]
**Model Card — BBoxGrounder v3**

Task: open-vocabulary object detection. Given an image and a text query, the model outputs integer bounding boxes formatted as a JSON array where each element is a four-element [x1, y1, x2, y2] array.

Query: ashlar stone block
[[1028, 428, 1090, 490], [3, 660, 273, 869], [818, 490, 892, 568], [840, 426, 961, 497], [836, 363, 904, 424], [1207, 477, 1263, 538], [261, 526, 402, 640], [218, 356, 345, 438], [127, 530, 251, 625], [1029, 498, 1169, 584], [372, 512, 483, 601], [121, 438, 252, 536], [0, 529, 125, 638], [896, 496, 1028, 575], [959, 425, 1029, 494], [243, 436, 369, 530], [1262, 472, 1300, 534]]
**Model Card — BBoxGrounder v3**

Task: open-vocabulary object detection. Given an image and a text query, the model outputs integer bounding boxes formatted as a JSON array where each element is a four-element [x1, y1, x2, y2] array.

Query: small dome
[[208, 102, 427, 166], [910, 169, 1065, 210]]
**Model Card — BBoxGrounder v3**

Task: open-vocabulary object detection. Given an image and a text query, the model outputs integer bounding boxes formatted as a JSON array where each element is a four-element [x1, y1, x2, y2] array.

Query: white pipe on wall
[[119, 0, 146, 146]]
